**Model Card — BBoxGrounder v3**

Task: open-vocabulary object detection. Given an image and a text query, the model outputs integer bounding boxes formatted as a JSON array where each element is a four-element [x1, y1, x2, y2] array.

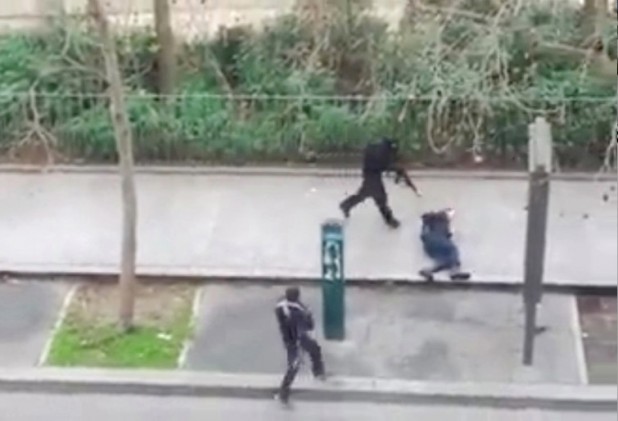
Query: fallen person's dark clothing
[[419, 209, 470, 282]]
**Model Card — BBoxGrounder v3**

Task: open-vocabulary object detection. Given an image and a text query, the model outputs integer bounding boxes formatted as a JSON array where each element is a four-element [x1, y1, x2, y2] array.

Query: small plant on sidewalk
[[46, 282, 196, 368]]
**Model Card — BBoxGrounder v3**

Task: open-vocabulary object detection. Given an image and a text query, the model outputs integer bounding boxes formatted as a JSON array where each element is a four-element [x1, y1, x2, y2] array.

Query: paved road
[[1, 393, 615, 421], [0, 171, 615, 286], [578, 296, 618, 384], [186, 284, 583, 384], [0, 280, 70, 367]]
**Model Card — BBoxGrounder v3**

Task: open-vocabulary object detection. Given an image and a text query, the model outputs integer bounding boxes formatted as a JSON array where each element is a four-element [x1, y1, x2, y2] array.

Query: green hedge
[[0, 2, 615, 168]]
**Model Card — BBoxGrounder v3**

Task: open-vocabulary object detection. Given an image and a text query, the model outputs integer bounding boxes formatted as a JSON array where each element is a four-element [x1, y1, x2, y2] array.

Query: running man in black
[[275, 287, 325, 404], [340, 138, 421, 228]]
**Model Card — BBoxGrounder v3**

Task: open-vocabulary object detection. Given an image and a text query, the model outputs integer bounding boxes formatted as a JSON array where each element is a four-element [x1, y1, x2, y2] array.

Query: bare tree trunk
[[88, 0, 138, 332], [154, 0, 176, 96], [582, 0, 608, 40]]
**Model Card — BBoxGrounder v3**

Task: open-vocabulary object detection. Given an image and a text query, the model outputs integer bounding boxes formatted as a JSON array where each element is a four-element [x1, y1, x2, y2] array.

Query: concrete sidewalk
[[185, 284, 584, 385], [0, 171, 615, 286], [0, 368, 615, 410]]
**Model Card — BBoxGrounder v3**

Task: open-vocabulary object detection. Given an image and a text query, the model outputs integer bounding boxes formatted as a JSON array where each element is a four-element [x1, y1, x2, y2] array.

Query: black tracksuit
[[275, 297, 324, 401], [340, 138, 413, 226]]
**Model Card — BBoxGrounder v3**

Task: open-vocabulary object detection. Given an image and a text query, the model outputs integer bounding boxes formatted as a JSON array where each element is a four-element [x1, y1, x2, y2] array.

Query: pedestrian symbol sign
[[321, 220, 345, 340], [323, 238, 342, 281]]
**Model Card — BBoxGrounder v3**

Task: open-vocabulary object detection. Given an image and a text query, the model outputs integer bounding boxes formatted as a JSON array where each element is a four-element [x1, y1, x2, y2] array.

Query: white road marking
[[569, 295, 589, 385], [37, 283, 78, 366]]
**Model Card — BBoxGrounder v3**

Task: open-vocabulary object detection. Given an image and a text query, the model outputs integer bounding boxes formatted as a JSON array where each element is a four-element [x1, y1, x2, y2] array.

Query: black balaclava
[[285, 287, 300, 302]]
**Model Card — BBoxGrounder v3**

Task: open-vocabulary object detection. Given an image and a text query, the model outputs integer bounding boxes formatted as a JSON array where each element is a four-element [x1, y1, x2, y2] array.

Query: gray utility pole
[[522, 116, 553, 366]]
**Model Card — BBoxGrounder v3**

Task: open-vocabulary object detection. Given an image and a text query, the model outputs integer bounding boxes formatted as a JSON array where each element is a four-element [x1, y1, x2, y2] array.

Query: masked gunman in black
[[275, 287, 325, 404], [340, 138, 422, 228], [419, 208, 471, 282]]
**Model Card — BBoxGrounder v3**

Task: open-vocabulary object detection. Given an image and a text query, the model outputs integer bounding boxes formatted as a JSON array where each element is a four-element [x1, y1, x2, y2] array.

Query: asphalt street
[[0, 393, 615, 421], [0, 280, 70, 367]]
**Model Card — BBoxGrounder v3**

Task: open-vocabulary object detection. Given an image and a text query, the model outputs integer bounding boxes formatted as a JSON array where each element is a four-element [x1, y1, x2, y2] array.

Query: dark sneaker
[[275, 391, 290, 406], [419, 269, 434, 282], [339, 203, 350, 218], [450, 272, 471, 281], [386, 218, 401, 229]]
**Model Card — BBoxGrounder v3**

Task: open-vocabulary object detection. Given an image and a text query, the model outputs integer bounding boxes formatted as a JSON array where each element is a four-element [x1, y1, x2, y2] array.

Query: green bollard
[[321, 219, 345, 341]]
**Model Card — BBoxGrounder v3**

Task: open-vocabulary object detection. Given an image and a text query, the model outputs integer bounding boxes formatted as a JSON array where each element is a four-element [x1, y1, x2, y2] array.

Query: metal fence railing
[[0, 1, 616, 169], [0, 92, 615, 169]]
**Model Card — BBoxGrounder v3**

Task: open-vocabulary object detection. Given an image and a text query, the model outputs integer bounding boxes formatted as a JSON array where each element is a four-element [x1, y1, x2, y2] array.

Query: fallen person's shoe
[[450, 272, 471, 281], [419, 269, 435, 282]]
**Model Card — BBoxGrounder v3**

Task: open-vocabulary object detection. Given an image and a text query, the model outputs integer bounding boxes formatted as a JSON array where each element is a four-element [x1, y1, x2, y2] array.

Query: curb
[[36, 284, 78, 367], [1, 264, 616, 292], [570, 295, 590, 385], [0, 368, 615, 411], [177, 286, 204, 369], [0, 164, 616, 182]]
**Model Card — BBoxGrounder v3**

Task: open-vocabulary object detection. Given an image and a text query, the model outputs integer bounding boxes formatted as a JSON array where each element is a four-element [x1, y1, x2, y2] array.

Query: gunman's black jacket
[[275, 298, 315, 346]]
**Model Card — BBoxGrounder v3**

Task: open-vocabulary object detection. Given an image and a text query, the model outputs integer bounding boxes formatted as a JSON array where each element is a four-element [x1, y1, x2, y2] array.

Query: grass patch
[[46, 282, 196, 368]]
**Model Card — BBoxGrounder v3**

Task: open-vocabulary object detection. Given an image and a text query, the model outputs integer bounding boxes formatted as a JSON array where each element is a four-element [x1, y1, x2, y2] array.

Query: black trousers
[[340, 173, 396, 223], [279, 334, 324, 401]]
